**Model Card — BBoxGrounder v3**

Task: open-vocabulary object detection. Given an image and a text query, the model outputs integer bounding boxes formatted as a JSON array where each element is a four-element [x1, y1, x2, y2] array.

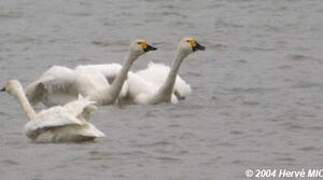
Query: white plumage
[[25, 39, 157, 107], [136, 62, 191, 99], [75, 63, 129, 98], [75, 63, 123, 83], [2, 80, 105, 143], [125, 72, 179, 104], [26, 66, 80, 106], [123, 37, 205, 105]]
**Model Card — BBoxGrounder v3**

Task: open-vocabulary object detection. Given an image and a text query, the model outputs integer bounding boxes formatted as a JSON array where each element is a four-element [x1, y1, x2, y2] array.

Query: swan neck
[[156, 51, 187, 101], [13, 85, 37, 120], [109, 52, 138, 102]]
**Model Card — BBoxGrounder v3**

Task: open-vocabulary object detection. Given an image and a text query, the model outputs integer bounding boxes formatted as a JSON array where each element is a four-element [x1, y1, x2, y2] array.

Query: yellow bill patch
[[186, 37, 197, 48], [137, 40, 148, 50], [141, 42, 148, 50], [190, 40, 197, 48]]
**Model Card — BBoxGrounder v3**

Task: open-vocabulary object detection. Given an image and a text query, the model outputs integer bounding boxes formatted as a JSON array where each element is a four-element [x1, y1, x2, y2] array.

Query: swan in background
[[135, 62, 192, 100], [26, 39, 157, 107], [125, 37, 205, 105], [1, 80, 105, 143], [75, 63, 124, 84]]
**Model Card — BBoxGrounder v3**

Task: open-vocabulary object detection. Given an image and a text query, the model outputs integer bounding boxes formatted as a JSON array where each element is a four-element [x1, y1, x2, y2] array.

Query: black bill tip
[[193, 42, 206, 51], [144, 45, 158, 52]]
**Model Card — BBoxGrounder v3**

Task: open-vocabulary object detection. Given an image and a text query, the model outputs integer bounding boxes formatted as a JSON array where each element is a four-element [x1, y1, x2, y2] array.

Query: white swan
[[25, 39, 157, 106], [135, 62, 192, 100], [124, 37, 205, 105], [1, 80, 105, 143], [84, 62, 192, 102]]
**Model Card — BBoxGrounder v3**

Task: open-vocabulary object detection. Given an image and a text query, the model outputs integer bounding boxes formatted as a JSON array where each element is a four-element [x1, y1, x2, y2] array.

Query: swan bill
[[0, 87, 5, 92], [144, 44, 157, 52], [192, 42, 205, 52]]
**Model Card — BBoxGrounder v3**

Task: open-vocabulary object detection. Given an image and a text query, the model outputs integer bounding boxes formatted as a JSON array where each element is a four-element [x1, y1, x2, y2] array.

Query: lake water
[[1, 0, 323, 179]]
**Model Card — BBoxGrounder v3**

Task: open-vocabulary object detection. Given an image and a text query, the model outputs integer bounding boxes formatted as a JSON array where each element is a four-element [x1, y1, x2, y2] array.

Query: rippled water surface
[[1, 0, 323, 179]]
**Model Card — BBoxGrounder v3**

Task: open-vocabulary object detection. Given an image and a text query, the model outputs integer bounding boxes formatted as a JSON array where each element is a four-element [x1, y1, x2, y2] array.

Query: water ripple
[[1, 159, 19, 166]]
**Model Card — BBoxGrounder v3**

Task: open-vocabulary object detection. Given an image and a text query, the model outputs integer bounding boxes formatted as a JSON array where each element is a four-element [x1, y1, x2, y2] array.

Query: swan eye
[[137, 41, 148, 50], [186, 39, 197, 48]]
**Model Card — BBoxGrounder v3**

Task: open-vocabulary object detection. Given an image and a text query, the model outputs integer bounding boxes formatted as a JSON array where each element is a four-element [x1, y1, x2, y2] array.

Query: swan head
[[129, 39, 157, 58], [1, 80, 23, 96], [177, 37, 205, 56]]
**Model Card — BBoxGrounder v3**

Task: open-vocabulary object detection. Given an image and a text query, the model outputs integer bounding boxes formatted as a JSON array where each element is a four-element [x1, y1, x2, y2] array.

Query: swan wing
[[24, 106, 85, 138], [75, 63, 122, 84], [136, 62, 191, 99], [125, 72, 157, 104], [63, 95, 97, 121], [72, 123, 106, 138], [75, 63, 129, 98], [127, 72, 156, 96], [25, 66, 79, 106]]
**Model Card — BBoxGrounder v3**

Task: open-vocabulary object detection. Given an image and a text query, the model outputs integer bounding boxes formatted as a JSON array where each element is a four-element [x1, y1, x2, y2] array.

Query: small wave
[[287, 54, 323, 63], [154, 156, 181, 162], [284, 123, 304, 130], [167, 124, 181, 128], [217, 142, 236, 147], [242, 100, 260, 106], [161, 11, 187, 19], [277, 65, 292, 70], [64, 12, 92, 17], [289, 54, 308, 61], [135, 141, 173, 148], [298, 146, 316, 152], [226, 87, 277, 94], [308, 126, 323, 131], [230, 130, 244, 135], [0, 8, 22, 18], [275, 157, 296, 163], [1, 159, 19, 166], [0, 111, 11, 117], [92, 40, 129, 47], [232, 159, 245, 165], [143, 111, 157, 118], [291, 81, 323, 90]]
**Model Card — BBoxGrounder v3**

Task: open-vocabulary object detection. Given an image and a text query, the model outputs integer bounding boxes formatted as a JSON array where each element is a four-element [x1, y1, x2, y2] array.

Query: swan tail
[[77, 123, 106, 138]]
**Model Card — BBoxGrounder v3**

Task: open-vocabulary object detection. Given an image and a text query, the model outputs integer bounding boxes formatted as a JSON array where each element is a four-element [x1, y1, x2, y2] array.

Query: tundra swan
[[125, 37, 205, 104], [135, 62, 192, 100], [26, 39, 157, 106], [1, 80, 105, 143]]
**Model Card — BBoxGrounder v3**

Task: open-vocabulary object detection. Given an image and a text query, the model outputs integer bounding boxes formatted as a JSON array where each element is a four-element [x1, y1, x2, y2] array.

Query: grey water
[[1, 0, 323, 179]]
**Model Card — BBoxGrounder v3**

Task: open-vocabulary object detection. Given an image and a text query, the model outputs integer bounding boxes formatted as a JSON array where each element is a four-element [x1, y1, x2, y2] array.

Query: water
[[1, 0, 323, 179]]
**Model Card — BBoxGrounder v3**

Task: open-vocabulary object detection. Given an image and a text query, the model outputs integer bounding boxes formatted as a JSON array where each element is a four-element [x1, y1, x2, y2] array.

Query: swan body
[[124, 37, 205, 105], [26, 66, 79, 106], [1, 80, 105, 143], [74, 63, 129, 98], [136, 62, 192, 99], [75, 63, 123, 84], [123, 72, 178, 104], [26, 40, 157, 107]]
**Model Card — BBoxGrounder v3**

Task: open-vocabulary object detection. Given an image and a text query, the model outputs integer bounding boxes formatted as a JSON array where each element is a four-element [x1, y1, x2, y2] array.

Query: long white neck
[[153, 50, 188, 103], [107, 52, 139, 103], [12, 84, 37, 120]]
